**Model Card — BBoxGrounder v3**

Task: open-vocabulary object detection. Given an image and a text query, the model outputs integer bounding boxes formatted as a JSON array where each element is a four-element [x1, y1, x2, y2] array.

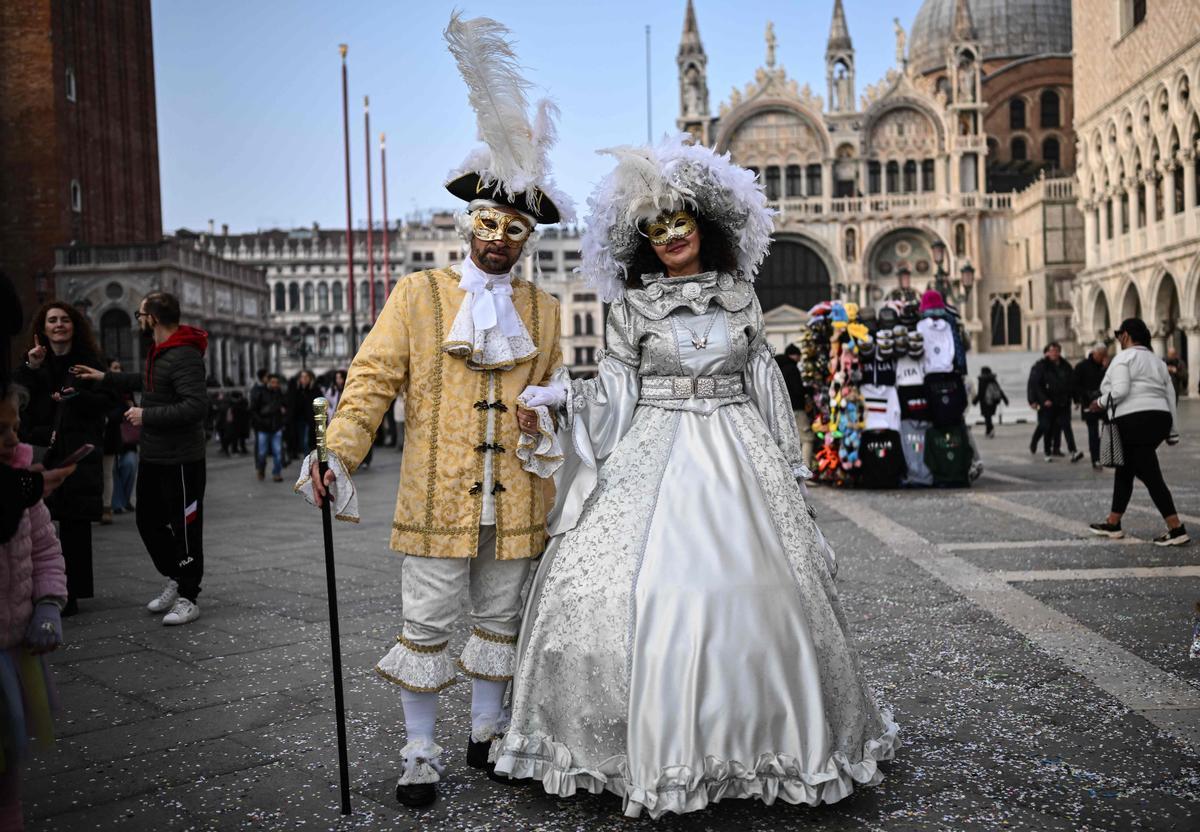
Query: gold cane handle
[[313, 398, 329, 463]]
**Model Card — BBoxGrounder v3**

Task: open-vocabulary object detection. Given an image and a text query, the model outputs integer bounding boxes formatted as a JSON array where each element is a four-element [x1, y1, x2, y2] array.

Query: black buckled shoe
[[395, 781, 437, 808], [466, 736, 492, 770]]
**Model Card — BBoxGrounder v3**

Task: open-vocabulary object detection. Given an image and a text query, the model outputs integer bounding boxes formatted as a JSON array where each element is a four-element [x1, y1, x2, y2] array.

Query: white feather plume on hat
[[580, 133, 774, 302], [443, 13, 574, 224]]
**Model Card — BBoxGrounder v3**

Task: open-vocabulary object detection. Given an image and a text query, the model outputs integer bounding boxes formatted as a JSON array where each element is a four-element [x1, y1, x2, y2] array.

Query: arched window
[[1011, 137, 1028, 161], [990, 301, 1006, 347], [359, 281, 369, 308], [1009, 98, 1026, 130], [317, 282, 329, 312], [885, 161, 900, 192], [1042, 137, 1061, 170], [954, 223, 967, 257], [317, 326, 331, 356], [805, 164, 822, 196], [903, 160, 918, 192], [1040, 90, 1060, 128], [1006, 300, 1022, 346], [100, 309, 134, 368], [573, 313, 582, 336], [333, 326, 347, 357], [374, 280, 384, 309], [867, 161, 881, 194], [786, 165, 803, 197], [70, 180, 82, 212], [273, 283, 286, 312], [332, 281, 344, 312], [844, 228, 857, 262], [288, 282, 300, 311], [764, 166, 781, 200], [921, 159, 936, 191], [303, 283, 314, 312], [303, 326, 317, 354], [585, 312, 596, 335]]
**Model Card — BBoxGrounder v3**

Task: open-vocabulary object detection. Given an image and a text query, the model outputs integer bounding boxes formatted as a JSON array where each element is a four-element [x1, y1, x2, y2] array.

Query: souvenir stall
[[801, 290, 974, 489]]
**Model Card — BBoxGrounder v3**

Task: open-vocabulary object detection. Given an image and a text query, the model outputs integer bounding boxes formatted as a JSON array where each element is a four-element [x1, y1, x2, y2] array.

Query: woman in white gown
[[496, 136, 898, 818]]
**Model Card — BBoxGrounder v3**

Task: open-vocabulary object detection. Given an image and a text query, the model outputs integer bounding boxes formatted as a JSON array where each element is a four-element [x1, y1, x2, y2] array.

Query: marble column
[[1145, 172, 1158, 228], [1186, 323, 1200, 398], [1163, 162, 1177, 220], [1083, 201, 1097, 254], [1182, 149, 1197, 233]]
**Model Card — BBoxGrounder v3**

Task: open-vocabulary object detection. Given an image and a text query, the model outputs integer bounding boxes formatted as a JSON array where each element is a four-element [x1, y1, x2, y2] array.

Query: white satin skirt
[[494, 402, 898, 819]]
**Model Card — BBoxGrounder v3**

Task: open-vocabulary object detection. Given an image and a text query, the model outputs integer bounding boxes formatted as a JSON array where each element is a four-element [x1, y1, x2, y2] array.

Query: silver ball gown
[[494, 272, 898, 818]]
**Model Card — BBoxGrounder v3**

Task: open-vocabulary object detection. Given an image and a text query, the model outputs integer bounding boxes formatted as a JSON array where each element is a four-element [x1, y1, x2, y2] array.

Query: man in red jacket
[[73, 292, 209, 626]]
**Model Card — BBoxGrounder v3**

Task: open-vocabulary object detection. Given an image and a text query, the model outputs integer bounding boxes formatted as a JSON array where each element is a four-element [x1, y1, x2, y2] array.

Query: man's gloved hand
[[519, 384, 567, 410], [24, 601, 63, 654]]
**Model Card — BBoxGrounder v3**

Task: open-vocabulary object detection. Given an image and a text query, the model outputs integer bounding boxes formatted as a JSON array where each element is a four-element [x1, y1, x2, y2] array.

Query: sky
[[152, 0, 924, 234]]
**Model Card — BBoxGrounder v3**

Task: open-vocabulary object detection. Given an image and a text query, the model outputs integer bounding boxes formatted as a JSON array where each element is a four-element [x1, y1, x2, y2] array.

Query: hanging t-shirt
[[895, 355, 925, 387], [859, 429, 906, 489], [861, 354, 897, 387], [899, 419, 934, 486], [917, 317, 956, 374], [861, 383, 901, 432]]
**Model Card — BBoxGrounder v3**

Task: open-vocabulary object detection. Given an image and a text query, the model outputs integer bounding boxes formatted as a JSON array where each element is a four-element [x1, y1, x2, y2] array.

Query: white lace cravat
[[444, 258, 536, 370]]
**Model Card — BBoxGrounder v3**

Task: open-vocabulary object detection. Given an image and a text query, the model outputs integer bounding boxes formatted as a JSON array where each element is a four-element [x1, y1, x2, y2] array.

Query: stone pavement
[[23, 403, 1200, 831]]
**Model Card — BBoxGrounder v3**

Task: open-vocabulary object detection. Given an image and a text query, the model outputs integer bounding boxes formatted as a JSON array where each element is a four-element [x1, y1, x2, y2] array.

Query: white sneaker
[[147, 579, 179, 613], [162, 597, 200, 626]]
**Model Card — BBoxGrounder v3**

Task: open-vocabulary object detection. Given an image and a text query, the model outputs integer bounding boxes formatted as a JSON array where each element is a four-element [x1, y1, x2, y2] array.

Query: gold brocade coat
[[325, 267, 563, 560]]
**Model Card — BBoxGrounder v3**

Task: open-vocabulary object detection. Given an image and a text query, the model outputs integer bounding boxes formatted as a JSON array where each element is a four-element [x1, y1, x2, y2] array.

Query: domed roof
[[908, 0, 1072, 77]]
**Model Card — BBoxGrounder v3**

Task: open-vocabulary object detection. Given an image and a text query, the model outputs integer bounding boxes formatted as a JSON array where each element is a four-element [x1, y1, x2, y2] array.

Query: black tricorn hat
[[446, 172, 562, 225]]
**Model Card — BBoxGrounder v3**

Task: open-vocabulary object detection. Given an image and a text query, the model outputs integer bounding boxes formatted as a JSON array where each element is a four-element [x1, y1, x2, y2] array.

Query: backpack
[[899, 419, 934, 486], [859, 429, 906, 489], [983, 380, 1002, 407], [925, 423, 973, 487], [926, 372, 967, 427]]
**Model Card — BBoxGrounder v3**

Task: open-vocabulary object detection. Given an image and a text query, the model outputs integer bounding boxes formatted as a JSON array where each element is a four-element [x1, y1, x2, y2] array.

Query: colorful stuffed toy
[[838, 399, 864, 470]]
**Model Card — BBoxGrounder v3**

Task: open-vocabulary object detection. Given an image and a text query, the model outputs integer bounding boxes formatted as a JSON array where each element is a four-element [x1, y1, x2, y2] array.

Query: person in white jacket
[[1087, 317, 1188, 546]]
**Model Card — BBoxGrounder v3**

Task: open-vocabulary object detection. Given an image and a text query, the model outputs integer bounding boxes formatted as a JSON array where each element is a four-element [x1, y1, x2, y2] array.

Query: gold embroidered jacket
[[325, 268, 562, 560]]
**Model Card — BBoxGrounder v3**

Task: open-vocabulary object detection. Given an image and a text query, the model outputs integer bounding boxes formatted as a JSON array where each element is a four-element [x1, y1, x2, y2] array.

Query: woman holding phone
[[14, 303, 111, 615]]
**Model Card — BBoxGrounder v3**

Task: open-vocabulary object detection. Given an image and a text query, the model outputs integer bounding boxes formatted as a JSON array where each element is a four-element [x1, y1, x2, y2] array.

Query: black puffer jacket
[[107, 326, 209, 464], [14, 347, 110, 521], [1073, 356, 1107, 409], [1028, 357, 1074, 408]]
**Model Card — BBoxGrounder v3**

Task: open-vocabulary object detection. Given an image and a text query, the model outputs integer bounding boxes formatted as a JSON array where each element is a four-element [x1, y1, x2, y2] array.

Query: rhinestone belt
[[639, 374, 744, 401]]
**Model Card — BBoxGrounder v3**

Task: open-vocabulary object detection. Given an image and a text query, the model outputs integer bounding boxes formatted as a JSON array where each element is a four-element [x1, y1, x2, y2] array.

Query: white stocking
[[400, 688, 438, 745], [470, 678, 508, 740]]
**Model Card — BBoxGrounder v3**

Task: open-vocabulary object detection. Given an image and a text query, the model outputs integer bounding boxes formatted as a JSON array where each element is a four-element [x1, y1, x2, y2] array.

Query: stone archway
[[1153, 271, 1183, 355], [1119, 282, 1142, 322], [755, 236, 832, 314], [1091, 288, 1111, 343]]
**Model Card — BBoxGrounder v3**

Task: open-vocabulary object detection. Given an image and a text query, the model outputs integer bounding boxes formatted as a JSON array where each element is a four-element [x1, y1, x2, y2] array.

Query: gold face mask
[[471, 207, 532, 247], [641, 209, 698, 247]]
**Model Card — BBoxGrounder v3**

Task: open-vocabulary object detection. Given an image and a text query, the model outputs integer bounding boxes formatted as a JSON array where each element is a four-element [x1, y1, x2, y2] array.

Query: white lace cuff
[[376, 637, 458, 693], [294, 450, 360, 523], [457, 626, 518, 682], [514, 395, 564, 480]]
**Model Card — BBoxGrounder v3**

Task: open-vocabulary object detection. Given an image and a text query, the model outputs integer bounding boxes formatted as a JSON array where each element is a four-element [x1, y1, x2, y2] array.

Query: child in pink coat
[[0, 386, 67, 832]]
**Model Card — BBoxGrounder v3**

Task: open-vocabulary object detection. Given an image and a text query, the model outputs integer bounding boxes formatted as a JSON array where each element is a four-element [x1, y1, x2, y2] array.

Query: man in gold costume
[[298, 13, 573, 808]]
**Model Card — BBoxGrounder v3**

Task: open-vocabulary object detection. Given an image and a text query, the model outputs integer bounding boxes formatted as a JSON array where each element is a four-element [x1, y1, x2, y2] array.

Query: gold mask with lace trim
[[470, 207, 532, 247]]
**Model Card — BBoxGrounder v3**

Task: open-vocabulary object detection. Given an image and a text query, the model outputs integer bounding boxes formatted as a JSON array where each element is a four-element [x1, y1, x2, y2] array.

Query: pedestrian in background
[[0, 381, 68, 832], [972, 366, 1008, 438], [1088, 318, 1188, 547], [15, 302, 110, 616], [1028, 342, 1083, 463], [1074, 342, 1109, 469], [72, 291, 209, 625], [252, 373, 287, 482], [100, 358, 139, 521], [775, 343, 813, 468], [1165, 347, 1187, 401], [290, 369, 320, 454]]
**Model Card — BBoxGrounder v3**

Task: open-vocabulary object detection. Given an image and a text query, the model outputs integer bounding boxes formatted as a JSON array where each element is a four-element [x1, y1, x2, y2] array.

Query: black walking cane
[[313, 399, 352, 815]]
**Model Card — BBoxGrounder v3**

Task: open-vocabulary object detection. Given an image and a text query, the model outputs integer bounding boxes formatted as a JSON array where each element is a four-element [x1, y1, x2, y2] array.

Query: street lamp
[[959, 260, 976, 300], [929, 240, 950, 299]]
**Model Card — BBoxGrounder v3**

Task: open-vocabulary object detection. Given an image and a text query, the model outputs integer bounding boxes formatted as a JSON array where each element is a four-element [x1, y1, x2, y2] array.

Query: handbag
[[1099, 402, 1124, 468]]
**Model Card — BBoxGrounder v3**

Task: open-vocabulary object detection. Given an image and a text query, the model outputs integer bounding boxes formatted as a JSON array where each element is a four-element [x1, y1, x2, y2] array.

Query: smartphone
[[57, 386, 79, 400], [57, 443, 95, 467]]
